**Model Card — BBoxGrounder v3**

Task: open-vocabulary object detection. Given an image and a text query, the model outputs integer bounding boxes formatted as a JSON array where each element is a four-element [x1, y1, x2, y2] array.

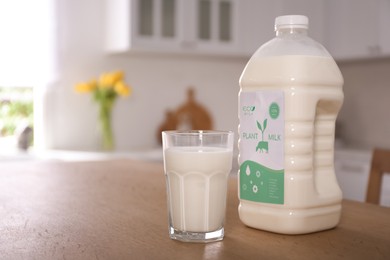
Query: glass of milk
[[162, 130, 234, 243]]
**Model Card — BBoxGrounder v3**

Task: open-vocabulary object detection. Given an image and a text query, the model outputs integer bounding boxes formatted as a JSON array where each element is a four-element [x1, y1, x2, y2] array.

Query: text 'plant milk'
[[165, 146, 233, 232], [238, 15, 344, 234]]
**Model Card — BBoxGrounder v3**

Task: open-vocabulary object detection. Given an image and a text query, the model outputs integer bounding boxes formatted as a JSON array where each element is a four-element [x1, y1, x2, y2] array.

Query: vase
[[99, 100, 114, 150]]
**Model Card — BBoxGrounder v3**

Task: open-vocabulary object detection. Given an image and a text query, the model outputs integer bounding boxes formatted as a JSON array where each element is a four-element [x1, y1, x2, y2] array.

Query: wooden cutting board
[[157, 88, 213, 143]]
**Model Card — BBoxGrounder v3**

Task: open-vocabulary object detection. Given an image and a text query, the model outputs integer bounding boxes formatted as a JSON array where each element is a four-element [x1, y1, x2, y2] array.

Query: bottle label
[[239, 90, 284, 204]]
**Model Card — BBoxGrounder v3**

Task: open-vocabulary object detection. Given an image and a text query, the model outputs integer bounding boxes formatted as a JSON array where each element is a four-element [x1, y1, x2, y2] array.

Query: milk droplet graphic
[[246, 165, 251, 176]]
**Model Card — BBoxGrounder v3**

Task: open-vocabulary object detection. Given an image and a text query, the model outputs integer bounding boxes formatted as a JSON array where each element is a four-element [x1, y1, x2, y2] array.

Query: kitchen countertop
[[1, 159, 389, 259], [0, 148, 165, 162]]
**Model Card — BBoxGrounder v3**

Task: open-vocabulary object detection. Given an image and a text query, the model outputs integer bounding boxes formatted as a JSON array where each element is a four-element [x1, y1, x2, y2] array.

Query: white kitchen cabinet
[[277, 0, 326, 44], [243, 0, 390, 60], [106, 0, 182, 52], [323, 0, 390, 60], [183, 0, 247, 56], [106, 0, 244, 56], [106, 0, 390, 59], [378, 0, 390, 55], [239, 0, 327, 56], [238, 0, 279, 55]]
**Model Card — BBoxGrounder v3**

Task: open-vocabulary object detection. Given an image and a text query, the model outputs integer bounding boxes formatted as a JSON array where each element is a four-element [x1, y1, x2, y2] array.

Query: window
[[0, 87, 34, 150], [0, 0, 55, 151]]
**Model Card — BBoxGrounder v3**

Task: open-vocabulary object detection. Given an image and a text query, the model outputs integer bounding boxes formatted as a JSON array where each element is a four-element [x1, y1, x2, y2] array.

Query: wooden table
[[1, 159, 389, 259]]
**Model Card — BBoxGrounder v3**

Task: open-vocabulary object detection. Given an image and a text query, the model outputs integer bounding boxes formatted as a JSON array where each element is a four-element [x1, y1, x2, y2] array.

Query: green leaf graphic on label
[[257, 121, 262, 132], [257, 119, 268, 142], [240, 160, 284, 204]]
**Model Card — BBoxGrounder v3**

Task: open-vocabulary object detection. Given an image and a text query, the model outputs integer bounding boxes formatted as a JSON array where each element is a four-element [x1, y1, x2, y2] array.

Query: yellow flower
[[75, 80, 97, 93], [75, 71, 132, 99], [111, 71, 124, 82], [99, 71, 124, 88], [114, 81, 131, 96]]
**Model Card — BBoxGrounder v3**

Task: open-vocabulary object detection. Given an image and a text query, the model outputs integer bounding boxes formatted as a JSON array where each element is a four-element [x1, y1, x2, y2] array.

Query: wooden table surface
[[1, 159, 389, 259]]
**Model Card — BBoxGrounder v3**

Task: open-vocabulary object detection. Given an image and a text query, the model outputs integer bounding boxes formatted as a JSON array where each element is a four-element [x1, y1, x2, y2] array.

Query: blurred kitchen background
[[0, 0, 389, 206]]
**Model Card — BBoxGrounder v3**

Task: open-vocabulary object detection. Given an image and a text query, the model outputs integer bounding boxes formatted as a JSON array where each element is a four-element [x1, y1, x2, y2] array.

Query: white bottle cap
[[275, 15, 308, 31]]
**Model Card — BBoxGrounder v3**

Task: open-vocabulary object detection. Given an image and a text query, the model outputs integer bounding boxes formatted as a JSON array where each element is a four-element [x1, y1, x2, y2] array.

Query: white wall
[[39, 0, 245, 151]]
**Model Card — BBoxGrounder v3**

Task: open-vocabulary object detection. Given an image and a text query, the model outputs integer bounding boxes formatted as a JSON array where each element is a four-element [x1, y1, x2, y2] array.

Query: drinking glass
[[162, 130, 234, 242]]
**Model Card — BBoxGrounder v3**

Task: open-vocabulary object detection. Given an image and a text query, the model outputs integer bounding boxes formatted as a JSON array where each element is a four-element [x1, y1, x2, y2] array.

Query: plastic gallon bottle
[[238, 15, 344, 234]]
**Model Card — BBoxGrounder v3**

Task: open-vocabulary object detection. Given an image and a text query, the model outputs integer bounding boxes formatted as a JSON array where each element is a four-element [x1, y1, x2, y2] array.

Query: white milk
[[239, 55, 343, 234], [238, 16, 344, 234], [164, 147, 233, 232]]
